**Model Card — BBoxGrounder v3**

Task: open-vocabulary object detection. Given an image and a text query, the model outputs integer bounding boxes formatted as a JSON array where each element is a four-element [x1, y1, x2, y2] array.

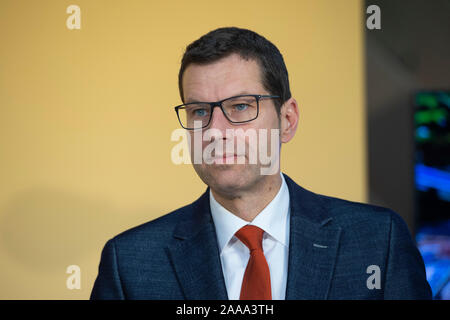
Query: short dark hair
[[178, 27, 291, 114]]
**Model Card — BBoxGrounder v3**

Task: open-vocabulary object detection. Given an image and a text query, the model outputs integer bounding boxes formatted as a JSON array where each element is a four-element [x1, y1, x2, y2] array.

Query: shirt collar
[[210, 172, 290, 254]]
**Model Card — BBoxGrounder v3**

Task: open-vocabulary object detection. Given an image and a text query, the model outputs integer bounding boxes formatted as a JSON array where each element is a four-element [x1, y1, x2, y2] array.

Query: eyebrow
[[185, 91, 255, 104]]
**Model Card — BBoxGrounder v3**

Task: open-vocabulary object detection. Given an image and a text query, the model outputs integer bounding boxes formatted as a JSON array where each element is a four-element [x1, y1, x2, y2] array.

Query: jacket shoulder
[[284, 173, 401, 228], [314, 192, 407, 232], [110, 201, 195, 246]]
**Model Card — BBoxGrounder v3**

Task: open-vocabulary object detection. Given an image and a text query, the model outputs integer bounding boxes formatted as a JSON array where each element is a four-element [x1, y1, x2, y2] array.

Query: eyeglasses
[[174, 94, 280, 130]]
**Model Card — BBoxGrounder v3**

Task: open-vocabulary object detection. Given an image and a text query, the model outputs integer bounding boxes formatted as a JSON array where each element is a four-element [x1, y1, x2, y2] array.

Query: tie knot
[[235, 225, 264, 251]]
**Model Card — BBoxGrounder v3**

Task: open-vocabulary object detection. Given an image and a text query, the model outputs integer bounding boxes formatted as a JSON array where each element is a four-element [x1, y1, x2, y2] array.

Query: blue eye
[[194, 109, 208, 117], [235, 104, 249, 111]]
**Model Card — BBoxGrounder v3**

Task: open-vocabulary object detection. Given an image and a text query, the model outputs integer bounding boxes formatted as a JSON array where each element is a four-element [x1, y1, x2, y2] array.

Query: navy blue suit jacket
[[90, 174, 432, 299]]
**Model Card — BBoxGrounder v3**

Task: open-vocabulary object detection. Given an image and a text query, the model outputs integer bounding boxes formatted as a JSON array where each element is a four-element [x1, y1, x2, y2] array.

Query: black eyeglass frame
[[174, 94, 280, 130]]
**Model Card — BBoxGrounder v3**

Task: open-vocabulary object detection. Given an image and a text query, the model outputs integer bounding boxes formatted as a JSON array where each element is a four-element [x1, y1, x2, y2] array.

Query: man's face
[[182, 53, 281, 196]]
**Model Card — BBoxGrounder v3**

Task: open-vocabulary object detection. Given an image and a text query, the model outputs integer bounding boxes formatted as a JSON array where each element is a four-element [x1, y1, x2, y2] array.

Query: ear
[[280, 97, 299, 143]]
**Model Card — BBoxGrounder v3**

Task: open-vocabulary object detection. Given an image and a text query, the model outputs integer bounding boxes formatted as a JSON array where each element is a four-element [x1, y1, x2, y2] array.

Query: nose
[[207, 104, 232, 132]]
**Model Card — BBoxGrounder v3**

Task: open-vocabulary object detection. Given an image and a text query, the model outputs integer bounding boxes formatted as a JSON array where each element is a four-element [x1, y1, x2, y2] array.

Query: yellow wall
[[0, 0, 365, 299]]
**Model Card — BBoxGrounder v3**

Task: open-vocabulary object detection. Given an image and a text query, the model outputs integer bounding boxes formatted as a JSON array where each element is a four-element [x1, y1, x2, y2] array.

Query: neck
[[210, 172, 283, 222]]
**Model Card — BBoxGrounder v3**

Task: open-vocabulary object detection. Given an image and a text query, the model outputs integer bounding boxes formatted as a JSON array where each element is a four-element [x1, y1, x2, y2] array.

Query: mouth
[[208, 154, 245, 164]]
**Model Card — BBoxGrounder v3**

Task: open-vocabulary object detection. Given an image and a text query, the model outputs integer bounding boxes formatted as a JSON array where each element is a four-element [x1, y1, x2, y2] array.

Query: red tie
[[235, 225, 272, 300]]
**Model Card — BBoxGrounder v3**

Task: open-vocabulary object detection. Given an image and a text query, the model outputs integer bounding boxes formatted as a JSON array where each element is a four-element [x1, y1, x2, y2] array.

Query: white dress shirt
[[209, 172, 291, 300]]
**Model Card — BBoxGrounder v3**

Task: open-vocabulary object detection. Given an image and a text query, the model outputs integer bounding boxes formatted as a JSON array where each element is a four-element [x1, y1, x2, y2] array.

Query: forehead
[[182, 53, 265, 103]]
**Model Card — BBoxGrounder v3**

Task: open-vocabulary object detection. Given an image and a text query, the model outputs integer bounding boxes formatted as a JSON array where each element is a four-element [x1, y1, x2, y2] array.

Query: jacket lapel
[[166, 190, 228, 300], [283, 174, 342, 299]]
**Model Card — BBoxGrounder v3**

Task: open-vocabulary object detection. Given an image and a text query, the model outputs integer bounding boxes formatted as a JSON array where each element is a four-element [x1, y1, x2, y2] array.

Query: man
[[91, 27, 431, 299]]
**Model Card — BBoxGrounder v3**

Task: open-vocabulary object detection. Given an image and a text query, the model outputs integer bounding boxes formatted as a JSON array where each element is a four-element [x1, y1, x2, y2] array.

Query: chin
[[194, 164, 259, 195]]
